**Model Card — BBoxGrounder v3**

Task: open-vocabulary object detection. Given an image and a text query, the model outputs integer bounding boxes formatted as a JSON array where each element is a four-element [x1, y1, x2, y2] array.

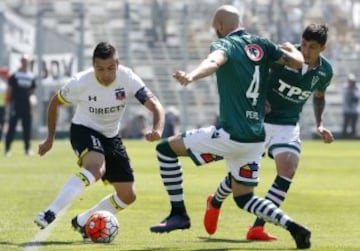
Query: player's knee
[[117, 190, 136, 205], [156, 139, 177, 157], [82, 152, 106, 180], [233, 192, 254, 209]]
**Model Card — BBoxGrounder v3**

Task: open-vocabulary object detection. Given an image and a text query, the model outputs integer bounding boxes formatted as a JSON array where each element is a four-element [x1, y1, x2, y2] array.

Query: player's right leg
[[4, 111, 18, 156], [150, 137, 191, 233], [35, 125, 110, 229], [34, 168, 97, 229]]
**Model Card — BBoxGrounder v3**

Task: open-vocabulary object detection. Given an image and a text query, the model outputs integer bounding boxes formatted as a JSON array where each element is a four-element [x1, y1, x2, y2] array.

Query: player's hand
[[144, 130, 161, 142], [317, 126, 334, 143], [279, 42, 294, 52], [173, 71, 193, 86], [38, 138, 54, 156]]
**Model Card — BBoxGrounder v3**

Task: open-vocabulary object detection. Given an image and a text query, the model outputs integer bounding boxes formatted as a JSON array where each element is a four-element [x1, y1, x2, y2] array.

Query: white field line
[[23, 205, 70, 251]]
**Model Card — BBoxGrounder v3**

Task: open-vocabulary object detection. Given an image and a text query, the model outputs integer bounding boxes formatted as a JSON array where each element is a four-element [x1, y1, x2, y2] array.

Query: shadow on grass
[[125, 237, 295, 251], [198, 236, 296, 250], [18, 240, 86, 247]]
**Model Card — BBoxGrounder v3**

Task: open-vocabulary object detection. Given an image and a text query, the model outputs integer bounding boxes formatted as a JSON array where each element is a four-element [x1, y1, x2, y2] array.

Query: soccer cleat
[[150, 214, 191, 233], [71, 216, 90, 241], [246, 226, 278, 241], [34, 210, 56, 229], [203, 194, 220, 235], [289, 223, 311, 249]]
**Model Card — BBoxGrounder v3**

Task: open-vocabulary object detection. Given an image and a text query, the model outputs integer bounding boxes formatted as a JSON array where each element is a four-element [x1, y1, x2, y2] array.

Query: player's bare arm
[[173, 50, 227, 86], [313, 91, 334, 143], [38, 94, 63, 156], [143, 96, 165, 142], [276, 42, 304, 69]]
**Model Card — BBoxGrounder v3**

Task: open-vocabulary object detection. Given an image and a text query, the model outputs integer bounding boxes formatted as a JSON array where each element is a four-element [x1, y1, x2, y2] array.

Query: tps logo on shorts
[[200, 153, 223, 163], [115, 88, 126, 100], [245, 44, 264, 62], [239, 162, 259, 179]]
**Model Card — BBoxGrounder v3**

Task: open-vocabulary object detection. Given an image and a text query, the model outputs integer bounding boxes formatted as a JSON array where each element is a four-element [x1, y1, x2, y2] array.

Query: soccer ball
[[85, 210, 119, 243]]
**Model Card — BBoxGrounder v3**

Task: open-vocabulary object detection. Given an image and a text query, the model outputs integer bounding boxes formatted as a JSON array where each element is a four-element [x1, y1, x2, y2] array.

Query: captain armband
[[135, 86, 154, 104]]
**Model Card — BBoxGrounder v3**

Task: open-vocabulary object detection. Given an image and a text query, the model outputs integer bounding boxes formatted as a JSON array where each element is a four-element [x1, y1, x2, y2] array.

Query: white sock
[[46, 169, 95, 214], [77, 193, 128, 226]]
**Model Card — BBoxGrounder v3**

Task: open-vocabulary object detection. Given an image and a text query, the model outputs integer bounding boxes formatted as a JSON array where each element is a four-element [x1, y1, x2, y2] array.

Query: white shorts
[[183, 125, 265, 186], [264, 123, 301, 158]]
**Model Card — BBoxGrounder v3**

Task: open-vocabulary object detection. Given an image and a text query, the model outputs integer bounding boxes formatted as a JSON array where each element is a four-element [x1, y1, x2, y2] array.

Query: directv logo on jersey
[[115, 88, 126, 100]]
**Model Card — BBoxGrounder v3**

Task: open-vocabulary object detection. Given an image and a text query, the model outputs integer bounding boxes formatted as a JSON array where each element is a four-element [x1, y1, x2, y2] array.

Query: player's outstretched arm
[[173, 50, 227, 86], [38, 94, 63, 156]]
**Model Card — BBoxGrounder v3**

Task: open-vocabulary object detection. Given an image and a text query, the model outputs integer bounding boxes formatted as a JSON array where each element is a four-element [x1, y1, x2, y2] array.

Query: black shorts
[[70, 123, 134, 183]]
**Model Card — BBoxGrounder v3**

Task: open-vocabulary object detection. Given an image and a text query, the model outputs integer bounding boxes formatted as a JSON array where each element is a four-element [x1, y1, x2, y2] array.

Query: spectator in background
[[151, 0, 168, 42], [4, 55, 36, 156], [342, 73, 360, 138], [161, 106, 180, 138], [127, 113, 147, 139], [0, 67, 9, 142]]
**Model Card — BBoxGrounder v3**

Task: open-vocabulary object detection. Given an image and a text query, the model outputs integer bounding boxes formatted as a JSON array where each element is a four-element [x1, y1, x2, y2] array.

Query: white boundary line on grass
[[23, 205, 70, 251]]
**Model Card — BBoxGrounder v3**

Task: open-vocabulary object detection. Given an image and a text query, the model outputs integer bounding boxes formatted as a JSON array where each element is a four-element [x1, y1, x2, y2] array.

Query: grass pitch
[[0, 139, 359, 251]]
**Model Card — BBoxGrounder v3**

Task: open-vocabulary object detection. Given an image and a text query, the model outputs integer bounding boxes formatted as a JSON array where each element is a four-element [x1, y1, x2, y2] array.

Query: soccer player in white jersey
[[34, 42, 165, 240]]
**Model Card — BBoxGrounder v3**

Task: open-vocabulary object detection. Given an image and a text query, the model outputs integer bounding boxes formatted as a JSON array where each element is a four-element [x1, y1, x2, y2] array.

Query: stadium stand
[[2, 0, 360, 138]]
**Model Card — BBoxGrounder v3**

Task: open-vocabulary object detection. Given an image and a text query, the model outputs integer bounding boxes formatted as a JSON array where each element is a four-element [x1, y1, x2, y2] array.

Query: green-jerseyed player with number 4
[[150, 4, 311, 249], [204, 23, 334, 244]]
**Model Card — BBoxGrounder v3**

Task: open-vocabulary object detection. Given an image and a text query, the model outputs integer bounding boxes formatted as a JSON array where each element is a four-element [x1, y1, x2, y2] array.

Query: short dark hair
[[302, 24, 328, 46], [92, 42, 117, 62]]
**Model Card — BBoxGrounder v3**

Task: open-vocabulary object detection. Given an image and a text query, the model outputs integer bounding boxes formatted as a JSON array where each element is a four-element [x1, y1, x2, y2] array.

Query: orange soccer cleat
[[203, 194, 221, 235], [246, 226, 278, 241]]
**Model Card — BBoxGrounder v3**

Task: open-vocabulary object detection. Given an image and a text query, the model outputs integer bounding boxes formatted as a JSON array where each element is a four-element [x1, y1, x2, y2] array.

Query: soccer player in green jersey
[[150, 5, 311, 249], [204, 24, 334, 243]]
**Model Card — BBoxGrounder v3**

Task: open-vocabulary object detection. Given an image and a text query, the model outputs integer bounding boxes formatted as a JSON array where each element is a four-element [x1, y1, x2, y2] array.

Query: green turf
[[0, 139, 359, 251]]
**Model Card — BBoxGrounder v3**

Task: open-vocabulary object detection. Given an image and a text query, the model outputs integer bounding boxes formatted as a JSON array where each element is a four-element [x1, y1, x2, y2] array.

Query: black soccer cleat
[[34, 210, 56, 229], [150, 214, 191, 233], [289, 222, 311, 249], [71, 216, 90, 241]]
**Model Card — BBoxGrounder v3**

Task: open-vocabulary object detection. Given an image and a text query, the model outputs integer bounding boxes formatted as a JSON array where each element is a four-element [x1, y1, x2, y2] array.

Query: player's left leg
[[0, 107, 5, 142], [21, 110, 32, 155], [247, 151, 298, 240], [204, 174, 231, 235], [72, 136, 136, 239], [73, 182, 135, 240], [232, 177, 311, 249]]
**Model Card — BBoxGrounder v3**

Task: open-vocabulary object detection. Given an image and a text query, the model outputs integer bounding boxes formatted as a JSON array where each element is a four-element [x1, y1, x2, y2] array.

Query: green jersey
[[211, 29, 284, 142], [265, 54, 333, 125]]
